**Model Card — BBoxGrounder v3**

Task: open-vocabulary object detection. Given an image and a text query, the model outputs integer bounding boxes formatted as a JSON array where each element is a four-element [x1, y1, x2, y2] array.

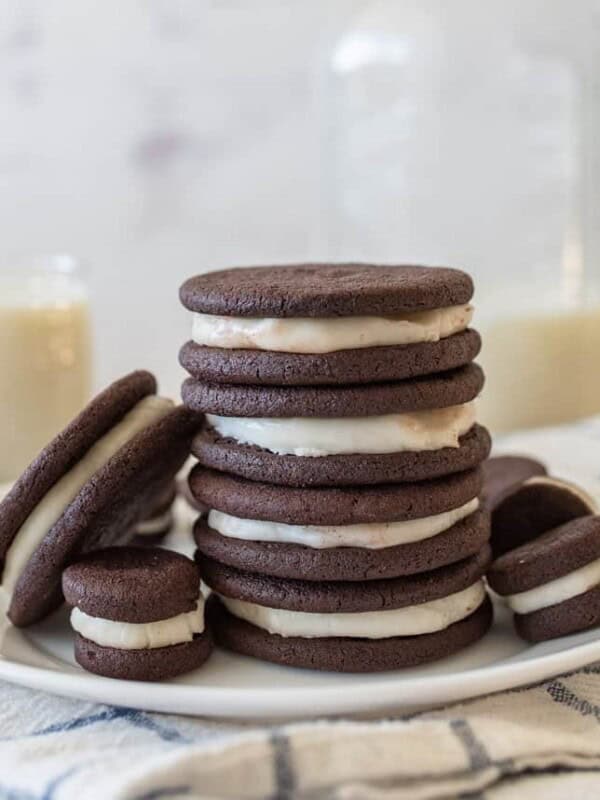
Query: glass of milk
[[0, 255, 93, 482], [322, 0, 600, 433]]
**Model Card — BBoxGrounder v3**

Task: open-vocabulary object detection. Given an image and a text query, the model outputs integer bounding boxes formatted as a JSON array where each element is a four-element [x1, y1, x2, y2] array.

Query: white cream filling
[[134, 510, 174, 536], [216, 581, 486, 639], [1, 395, 174, 600], [71, 599, 205, 649], [207, 402, 476, 457], [506, 557, 600, 615], [207, 498, 479, 550], [192, 304, 473, 353]]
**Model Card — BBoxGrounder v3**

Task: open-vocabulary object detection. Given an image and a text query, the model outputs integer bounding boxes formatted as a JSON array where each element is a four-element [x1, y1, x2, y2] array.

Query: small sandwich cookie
[[180, 264, 479, 386], [132, 483, 177, 544], [490, 475, 596, 558], [184, 365, 489, 487], [487, 516, 600, 642], [63, 548, 211, 680], [191, 466, 487, 580], [0, 371, 200, 627], [202, 548, 493, 672]]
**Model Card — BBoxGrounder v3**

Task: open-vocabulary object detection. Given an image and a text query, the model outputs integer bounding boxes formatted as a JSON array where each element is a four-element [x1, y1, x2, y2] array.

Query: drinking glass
[[323, 0, 600, 431], [0, 255, 93, 482]]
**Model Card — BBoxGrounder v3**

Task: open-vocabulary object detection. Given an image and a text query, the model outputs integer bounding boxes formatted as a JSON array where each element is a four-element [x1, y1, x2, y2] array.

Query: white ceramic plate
[[3, 595, 600, 720], [1, 426, 600, 721]]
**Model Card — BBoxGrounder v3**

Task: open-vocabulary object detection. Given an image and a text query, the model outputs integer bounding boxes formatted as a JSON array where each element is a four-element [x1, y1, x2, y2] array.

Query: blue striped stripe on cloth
[[3, 666, 600, 799]]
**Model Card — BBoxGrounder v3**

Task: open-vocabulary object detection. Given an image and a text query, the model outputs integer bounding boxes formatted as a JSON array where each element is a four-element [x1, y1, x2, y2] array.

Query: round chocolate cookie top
[[189, 465, 483, 525], [490, 476, 597, 558], [487, 515, 600, 596], [201, 544, 490, 613], [182, 363, 484, 418], [482, 455, 547, 512], [63, 547, 201, 623], [180, 264, 474, 318]]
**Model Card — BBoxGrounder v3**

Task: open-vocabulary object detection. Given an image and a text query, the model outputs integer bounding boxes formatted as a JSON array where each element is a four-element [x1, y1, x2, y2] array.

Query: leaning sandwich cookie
[[0, 371, 200, 627], [62, 547, 212, 680]]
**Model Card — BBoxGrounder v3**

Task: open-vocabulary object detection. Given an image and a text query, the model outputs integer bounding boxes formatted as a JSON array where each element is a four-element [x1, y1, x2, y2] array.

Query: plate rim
[[2, 631, 600, 719]]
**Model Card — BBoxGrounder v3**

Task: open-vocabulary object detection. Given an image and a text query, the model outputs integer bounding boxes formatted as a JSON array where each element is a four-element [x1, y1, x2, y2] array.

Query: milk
[[0, 270, 92, 482], [478, 308, 600, 433]]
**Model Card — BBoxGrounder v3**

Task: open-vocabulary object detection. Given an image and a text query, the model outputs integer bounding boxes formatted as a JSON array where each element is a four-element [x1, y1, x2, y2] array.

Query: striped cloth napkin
[[3, 667, 600, 799], [2, 415, 600, 799]]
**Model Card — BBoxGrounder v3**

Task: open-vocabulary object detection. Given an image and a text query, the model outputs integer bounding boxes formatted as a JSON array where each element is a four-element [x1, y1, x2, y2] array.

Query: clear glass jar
[[0, 255, 93, 482], [323, 0, 600, 432]]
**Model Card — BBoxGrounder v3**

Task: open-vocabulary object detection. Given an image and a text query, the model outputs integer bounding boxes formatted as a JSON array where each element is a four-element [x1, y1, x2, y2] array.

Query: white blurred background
[[2, 0, 600, 429], [1, 0, 346, 397]]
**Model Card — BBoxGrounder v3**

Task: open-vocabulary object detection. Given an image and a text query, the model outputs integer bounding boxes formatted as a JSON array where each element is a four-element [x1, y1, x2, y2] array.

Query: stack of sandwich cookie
[[0, 371, 200, 627], [63, 548, 211, 680], [180, 264, 493, 671]]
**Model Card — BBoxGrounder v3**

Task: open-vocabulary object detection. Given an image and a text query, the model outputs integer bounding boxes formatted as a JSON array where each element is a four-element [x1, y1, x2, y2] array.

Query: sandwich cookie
[[487, 516, 600, 642], [180, 264, 481, 386], [132, 483, 177, 544], [202, 547, 492, 672], [490, 475, 596, 558], [0, 371, 200, 627], [63, 547, 211, 680], [194, 505, 490, 582], [183, 365, 487, 486], [191, 466, 486, 580], [482, 455, 547, 511], [180, 264, 476, 386]]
